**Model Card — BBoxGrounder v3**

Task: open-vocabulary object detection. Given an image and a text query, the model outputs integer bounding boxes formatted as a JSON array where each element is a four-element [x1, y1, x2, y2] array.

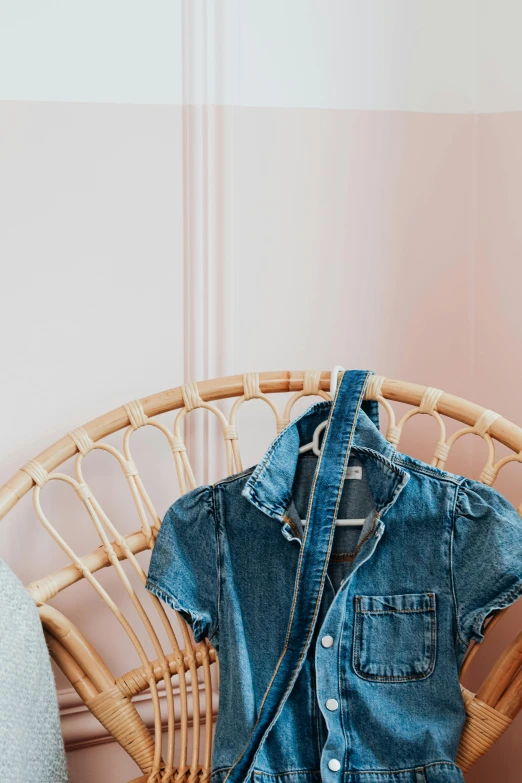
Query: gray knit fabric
[[0, 557, 69, 782]]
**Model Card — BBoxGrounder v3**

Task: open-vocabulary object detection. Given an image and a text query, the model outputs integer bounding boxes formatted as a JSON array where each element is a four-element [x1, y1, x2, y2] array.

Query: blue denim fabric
[[145, 370, 522, 783]]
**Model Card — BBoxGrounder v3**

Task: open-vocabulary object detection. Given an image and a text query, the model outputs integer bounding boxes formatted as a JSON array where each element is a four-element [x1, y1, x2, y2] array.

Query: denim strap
[[223, 369, 374, 783]]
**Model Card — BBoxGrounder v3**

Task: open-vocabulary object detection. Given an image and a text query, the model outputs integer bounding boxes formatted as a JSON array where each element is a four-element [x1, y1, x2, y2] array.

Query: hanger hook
[[298, 364, 347, 456], [330, 365, 345, 398], [311, 365, 346, 455]]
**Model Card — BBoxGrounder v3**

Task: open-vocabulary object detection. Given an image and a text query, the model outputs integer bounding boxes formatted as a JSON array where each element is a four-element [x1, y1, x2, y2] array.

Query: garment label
[[345, 466, 362, 480]]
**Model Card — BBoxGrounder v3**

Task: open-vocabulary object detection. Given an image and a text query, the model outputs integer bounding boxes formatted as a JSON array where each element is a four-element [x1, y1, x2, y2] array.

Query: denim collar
[[241, 398, 409, 531]]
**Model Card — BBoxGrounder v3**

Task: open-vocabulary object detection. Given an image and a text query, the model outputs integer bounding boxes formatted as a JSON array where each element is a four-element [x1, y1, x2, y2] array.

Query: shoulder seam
[[213, 465, 256, 487], [392, 453, 462, 486]]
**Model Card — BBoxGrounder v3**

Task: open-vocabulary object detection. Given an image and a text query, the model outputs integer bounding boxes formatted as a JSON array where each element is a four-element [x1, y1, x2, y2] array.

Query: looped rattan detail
[[386, 424, 401, 446], [456, 686, 513, 772], [2, 370, 522, 781], [123, 459, 139, 478], [365, 374, 386, 400], [378, 385, 448, 462], [124, 400, 149, 429], [363, 375, 406, 451], [171, 436, 186, 454], [419, 387, 443, 414], [68, 426, 95, 455], [181, 382, 203, 412], [433, 441, 451, 462], [86, 685, 157, 773], [474, 409, 501, 438], [432, 406, 503, 480], [20, 459, 49, 487], [277, 417, 291, 433], [302, 369, 322, 396], [29, 574, 59, 605], [74, 482, 93, 501], [242, 372, 261, 400], [479, 464, 498, 486], [114, 642, 213, 700], [223, 424, 238, 441], [73, 560, 91, 580]]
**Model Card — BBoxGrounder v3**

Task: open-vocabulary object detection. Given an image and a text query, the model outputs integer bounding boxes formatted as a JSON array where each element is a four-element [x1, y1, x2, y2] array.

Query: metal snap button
[[321, 635, 334, 648], [328, 759, 341, 772], [326, 698, 339, 711]]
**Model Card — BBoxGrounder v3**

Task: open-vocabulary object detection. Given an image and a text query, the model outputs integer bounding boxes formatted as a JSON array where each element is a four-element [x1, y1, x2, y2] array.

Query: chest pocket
[[352, 592, 437, 682]]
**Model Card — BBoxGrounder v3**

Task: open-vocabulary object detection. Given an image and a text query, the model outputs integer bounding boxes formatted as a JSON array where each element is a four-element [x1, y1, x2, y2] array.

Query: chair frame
[[1, 370, 522, 782]]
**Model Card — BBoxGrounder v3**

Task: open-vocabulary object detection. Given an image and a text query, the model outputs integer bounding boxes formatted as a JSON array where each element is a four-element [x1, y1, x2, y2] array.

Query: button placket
[[315, 519, 385, 777], [315, 583, 347, 777]]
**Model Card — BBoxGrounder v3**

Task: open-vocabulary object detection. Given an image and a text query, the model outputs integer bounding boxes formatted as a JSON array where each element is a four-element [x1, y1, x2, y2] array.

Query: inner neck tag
[[344, 466, 362, 480]]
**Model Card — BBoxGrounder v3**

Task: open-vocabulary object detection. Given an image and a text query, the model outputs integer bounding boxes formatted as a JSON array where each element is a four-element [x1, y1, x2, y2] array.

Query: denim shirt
[[145, 370, 522, 783]]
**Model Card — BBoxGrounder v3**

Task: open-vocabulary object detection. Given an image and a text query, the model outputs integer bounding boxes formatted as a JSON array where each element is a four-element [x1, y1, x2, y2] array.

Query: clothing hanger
[[298, 365, 366, 528]]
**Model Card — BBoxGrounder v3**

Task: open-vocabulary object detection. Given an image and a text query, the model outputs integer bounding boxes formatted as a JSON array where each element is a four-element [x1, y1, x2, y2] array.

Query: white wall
[[2, 1, 522, 112]]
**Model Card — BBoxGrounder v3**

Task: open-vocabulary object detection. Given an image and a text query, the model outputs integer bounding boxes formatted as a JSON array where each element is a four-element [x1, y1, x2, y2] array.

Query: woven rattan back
[[1, 370, 522, 782]]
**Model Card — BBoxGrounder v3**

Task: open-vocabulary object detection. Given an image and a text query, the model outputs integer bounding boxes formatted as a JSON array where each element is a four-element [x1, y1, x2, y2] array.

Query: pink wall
[[1, 99, 521, 782], [464, 111, 522, 781]]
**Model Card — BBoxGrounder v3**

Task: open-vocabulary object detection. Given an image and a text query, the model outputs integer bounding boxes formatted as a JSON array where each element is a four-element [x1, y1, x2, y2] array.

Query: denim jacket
[[145, 370, 522, 783]]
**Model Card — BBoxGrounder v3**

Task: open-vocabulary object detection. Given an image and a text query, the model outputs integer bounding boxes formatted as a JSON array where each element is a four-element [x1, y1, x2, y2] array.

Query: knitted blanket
[[0, 557, 68, 782]]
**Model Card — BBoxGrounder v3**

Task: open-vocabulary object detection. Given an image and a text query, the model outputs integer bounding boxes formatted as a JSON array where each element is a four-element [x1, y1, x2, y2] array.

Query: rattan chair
[[1, 370, 521, 782]]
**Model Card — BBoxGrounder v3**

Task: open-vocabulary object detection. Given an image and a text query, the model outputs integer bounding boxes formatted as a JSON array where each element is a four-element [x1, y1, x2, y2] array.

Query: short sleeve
[[145, 484, 219, 643], [452, 477, 522, 651]]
